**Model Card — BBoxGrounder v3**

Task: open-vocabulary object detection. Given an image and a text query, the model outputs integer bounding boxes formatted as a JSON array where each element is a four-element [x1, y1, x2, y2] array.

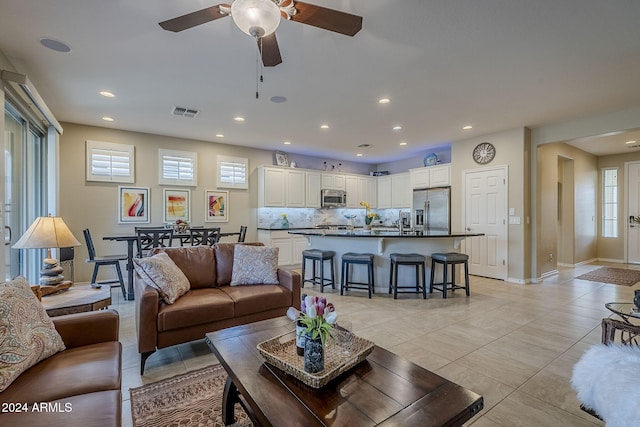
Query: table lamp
[[12, 214, 81, 288]]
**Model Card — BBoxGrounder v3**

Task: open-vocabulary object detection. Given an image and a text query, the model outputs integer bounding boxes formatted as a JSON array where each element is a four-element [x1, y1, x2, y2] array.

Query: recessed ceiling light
[[40, 37, 71, 53], [626, 140, 637, 145], [378, 98, 390, 104], [463, 125, 473, 130], [356, 153, 363, 157], [393, 125, 403, 131], [102, 116, 114, 122], [399, 142, 408, 146], [234, 116, 245, 122], [99, 91, 115, 98], [270, 96, 287, 103], [320, 124, 330, 129], [283, 141, 291, 145], [216, 134, 225, 138]]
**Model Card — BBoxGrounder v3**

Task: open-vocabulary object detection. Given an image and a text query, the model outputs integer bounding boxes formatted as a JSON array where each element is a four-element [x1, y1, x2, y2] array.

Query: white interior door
[[627, 162, 640, 264], [463, 167, 508, 280]]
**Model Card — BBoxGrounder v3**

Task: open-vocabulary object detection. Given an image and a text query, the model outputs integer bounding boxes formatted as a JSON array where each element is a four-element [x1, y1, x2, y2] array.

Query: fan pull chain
[[255, 37, 265, 99]]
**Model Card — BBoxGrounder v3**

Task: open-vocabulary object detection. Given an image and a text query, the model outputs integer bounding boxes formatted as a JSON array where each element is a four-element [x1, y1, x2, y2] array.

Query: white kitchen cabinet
[[286, 169, 306, 207], [376, 176, 392, 208], [258, 166, 307, 207], [306, 171, 321, 208], [409, 165, 451, 189], [292, 236, 309, 264], [345, 175, 359, 208], [258, 229, 308, 266], [410, 168, 430, 189], [391, 172, 411, 208], [358, 176, 377, 208], [429, 165, 451, 187], [258, 167, 286, 207], [321, 173, 346, 190]]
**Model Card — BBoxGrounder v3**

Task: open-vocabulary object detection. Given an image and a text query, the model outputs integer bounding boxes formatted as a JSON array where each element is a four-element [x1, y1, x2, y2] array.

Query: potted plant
[[295, 296, 337, 373]]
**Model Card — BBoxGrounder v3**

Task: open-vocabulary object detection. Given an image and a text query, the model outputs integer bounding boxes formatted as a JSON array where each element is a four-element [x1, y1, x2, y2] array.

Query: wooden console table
[[40, 284, 111, 317]]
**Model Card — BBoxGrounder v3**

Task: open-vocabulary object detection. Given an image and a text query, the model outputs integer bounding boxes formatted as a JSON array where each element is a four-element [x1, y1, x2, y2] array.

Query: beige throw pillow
[[133, 252, 190, 304], [0, 276, 66, 392], [231, 245, 279, 286]]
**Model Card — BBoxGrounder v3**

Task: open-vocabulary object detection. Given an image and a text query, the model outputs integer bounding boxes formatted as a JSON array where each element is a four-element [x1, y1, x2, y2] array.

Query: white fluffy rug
[[571, 344, 640, 427]]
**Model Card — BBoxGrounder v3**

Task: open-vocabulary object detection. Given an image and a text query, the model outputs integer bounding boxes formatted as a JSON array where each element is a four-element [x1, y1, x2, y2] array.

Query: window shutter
[[217, 155, 248, 189], [159, 149, 197, 186], [86, 140, 134, 183]]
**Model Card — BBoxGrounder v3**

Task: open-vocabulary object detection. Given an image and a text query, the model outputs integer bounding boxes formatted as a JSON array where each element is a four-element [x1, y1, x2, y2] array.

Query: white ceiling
[[1, 0, 639, 163]]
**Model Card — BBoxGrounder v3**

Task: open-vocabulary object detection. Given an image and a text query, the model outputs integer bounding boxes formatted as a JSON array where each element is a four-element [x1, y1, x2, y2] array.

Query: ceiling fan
[[159, 0, 363, 67]]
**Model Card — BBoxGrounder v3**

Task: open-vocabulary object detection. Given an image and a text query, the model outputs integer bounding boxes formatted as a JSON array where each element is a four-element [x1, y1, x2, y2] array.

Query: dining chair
[[83, 229, 128, 297], [189, 227, 221, 246], [135, 227, 174, 257], [238, 225, 247, 242]]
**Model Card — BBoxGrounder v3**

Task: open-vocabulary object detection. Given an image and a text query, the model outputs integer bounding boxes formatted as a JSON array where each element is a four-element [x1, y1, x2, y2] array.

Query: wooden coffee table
[[40, 284, 111, 317], [205, 317, 483, 427]]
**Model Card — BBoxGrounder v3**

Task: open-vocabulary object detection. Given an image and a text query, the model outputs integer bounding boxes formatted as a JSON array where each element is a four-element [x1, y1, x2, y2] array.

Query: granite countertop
[[257, 227, 318, 231], [287, 230, 484, 238]]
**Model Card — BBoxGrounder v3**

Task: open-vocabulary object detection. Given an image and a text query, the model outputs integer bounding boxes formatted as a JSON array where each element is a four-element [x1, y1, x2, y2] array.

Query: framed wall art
[[163, 188, 191, 223], [118, 186, 149, 223], [275, 151, 289, 167], [205, 190, 229, 222]]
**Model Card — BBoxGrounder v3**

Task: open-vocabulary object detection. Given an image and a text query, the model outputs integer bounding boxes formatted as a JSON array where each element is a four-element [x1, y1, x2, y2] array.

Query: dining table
[[103, 229, 241, 300]]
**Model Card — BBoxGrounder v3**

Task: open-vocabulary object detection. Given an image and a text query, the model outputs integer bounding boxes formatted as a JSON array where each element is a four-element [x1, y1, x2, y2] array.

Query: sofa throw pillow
[[0, 276, 66, 392], [133, 252, 190, 304], [231, 245, 279, 286]]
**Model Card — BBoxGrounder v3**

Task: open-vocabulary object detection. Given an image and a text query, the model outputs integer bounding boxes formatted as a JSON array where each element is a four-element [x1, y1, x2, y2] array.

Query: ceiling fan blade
[[291, 2, 362, 36], [159, 5, 229, 32], [258, 33, 283, 67]]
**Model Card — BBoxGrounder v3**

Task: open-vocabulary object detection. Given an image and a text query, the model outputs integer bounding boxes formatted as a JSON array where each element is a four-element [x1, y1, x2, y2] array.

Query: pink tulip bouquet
[[297, 295, 337, 345]]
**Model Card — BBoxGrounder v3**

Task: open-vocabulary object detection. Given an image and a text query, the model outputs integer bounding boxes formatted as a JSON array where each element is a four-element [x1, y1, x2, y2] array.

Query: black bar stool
[[388, 253, 426, 299], [301, 249, 336, 292], [430, 252, 470, 298], [341, 252, 375, 298]]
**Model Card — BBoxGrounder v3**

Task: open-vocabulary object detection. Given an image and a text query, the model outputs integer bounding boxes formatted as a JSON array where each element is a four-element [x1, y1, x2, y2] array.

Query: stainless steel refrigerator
[[412, 186, 451, 233]]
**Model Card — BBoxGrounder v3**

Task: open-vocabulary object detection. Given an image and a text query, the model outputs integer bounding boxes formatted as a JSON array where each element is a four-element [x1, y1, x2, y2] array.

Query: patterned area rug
[[130, 364, 252, 427], [576, 267, 640, 286]]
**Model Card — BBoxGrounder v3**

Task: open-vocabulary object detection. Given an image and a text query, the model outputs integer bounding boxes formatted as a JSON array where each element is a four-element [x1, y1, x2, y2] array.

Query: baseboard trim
[[597, 258, 625, 264]]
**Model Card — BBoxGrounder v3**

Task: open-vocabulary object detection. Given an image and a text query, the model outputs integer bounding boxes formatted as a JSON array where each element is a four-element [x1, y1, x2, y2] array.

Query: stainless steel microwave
[[321, 189, 347, 208]]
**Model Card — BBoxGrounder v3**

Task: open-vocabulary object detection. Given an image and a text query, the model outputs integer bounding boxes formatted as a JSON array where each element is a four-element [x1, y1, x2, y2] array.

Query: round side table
[[605, 302, 640, 324]]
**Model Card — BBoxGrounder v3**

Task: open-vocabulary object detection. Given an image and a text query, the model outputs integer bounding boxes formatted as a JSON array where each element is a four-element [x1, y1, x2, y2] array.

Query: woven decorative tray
[[257, 330, 375, 389]]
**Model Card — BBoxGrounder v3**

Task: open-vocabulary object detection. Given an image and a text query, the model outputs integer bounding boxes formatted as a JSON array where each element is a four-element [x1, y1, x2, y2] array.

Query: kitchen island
[[288, 230, 483, 294]]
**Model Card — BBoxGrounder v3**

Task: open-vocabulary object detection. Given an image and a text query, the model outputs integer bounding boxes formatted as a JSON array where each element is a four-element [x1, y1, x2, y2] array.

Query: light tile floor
[[108, 262, 640, 426]]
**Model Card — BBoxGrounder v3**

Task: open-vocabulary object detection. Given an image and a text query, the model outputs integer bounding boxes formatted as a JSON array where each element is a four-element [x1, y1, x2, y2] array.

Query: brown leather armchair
[[0, 309, 122, 427]]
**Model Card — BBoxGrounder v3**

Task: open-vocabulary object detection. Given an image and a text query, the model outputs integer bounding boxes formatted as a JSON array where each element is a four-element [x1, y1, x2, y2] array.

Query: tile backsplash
[[257, 207, 407, 229]]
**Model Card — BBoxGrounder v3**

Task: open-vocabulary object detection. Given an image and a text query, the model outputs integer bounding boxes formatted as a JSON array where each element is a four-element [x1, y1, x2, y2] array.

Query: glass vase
[[303, 333, 324, 373]]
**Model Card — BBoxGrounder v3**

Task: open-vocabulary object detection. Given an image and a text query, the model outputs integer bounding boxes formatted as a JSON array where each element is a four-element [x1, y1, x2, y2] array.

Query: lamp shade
[[231, 0, 281, 38], [12, 216, 81, 249]]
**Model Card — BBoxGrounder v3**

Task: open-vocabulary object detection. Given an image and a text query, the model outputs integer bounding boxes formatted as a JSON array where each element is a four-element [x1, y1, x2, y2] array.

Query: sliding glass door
[[4, 102, 48, 282]]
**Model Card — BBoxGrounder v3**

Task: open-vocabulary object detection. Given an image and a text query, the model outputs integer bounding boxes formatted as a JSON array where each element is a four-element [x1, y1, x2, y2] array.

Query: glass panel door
[[4, 103, 47, 283], [4, 108, 24, 280]]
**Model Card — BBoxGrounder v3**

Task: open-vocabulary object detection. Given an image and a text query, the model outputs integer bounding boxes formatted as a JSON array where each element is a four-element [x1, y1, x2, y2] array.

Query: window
[[86, 140, 134, 183], [159, 148, 197, 186], [602, 168, 618, 238], [217, 155, 248, 189]]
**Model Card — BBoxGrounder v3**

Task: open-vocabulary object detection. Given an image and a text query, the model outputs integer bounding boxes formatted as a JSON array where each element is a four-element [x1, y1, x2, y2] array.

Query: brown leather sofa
[[0, 309, 122, 427], [135, 243, 301, 374]]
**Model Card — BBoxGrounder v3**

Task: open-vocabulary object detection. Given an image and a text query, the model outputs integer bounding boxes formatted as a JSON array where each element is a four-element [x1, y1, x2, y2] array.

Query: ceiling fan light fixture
[[231, 0, 281, 38]]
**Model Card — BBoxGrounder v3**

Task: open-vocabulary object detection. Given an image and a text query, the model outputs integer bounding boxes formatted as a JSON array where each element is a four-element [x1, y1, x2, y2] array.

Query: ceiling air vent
[[171, 106, 200, 118]]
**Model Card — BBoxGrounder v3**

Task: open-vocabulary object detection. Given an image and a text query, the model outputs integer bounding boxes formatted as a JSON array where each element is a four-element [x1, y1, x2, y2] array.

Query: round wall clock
[[472, 142, 496, 164]]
